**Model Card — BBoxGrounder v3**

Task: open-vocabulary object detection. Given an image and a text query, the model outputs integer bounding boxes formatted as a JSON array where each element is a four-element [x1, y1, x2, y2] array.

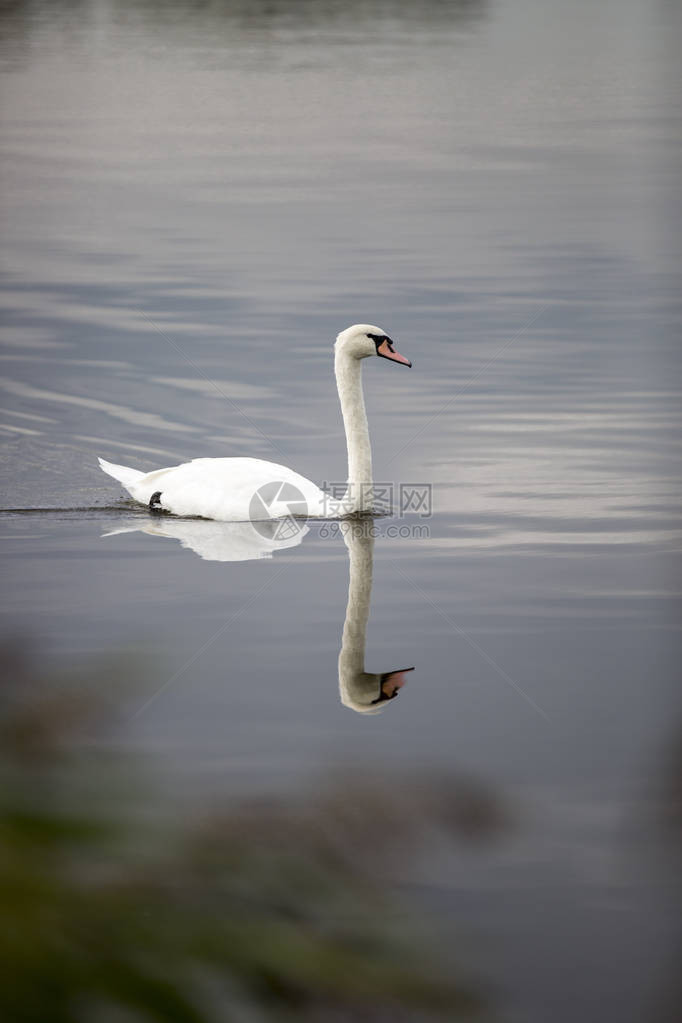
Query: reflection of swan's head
[[335, 324, 412, 368], [340, 666, 415, 715]]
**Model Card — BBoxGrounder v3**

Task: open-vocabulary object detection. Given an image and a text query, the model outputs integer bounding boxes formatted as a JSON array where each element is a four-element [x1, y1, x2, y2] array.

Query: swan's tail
[[98, 457, 145, 488]]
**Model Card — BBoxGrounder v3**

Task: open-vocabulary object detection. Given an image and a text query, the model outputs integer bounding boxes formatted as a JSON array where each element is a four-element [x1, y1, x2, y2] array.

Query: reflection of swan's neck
[[335, 351, 372, 513], [339, 525, 379, 712]]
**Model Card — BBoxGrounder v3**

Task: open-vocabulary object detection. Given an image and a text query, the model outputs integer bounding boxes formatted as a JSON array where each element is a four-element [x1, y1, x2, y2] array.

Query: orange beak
[[377, 338, 412, 367], [372, 666, 415, 703]]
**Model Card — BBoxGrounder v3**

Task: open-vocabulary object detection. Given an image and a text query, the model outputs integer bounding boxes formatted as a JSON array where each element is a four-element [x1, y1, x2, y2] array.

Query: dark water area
[[1, 1, 681, 1021]]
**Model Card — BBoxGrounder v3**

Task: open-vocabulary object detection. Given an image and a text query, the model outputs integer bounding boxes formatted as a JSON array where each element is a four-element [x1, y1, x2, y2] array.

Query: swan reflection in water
[[103, 516, 308, 562], [338, 520, 414, 714], [103, 515, 413, 713]]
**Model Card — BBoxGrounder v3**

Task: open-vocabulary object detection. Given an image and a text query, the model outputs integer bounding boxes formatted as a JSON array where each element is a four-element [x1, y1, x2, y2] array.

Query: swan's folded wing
[[127, 457, 326, 520]]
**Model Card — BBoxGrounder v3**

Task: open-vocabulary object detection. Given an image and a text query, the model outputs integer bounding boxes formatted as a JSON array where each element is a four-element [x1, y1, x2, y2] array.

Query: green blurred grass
[[0, 641, 505, 1022]]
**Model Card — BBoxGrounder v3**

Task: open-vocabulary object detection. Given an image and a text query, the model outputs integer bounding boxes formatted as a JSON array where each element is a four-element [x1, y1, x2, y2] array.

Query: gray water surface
[[1, 2, 681, 1021]]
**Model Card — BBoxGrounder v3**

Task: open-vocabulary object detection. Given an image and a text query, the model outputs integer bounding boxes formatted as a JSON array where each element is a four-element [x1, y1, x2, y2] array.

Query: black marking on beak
[[368, 334, 412, 368]]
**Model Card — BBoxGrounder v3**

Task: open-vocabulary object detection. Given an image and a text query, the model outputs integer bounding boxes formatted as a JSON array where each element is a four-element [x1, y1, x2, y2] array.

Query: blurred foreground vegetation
[[0, 641, 506, 1022]]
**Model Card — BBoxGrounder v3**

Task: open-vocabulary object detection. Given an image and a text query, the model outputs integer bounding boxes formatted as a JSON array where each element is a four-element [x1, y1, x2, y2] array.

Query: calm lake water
[[1, 1, 681, 1020]]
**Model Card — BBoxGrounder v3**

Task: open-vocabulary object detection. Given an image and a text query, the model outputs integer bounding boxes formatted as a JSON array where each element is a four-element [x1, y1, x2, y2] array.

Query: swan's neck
[[335, 350, 373, 513], [338, 526, 374, 703]]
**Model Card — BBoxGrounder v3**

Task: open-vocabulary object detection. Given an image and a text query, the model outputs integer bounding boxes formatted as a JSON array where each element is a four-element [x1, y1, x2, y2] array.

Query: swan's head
[[335, 324, 412, 367]]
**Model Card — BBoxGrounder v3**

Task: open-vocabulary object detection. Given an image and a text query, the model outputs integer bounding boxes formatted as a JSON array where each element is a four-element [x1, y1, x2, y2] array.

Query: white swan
[[98, 324, 411, 521]]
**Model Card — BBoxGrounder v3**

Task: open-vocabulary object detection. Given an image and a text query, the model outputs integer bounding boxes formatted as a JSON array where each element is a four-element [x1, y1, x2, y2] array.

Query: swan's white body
[[98, 324, 411, 522], [98, 456, 329, 521]]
